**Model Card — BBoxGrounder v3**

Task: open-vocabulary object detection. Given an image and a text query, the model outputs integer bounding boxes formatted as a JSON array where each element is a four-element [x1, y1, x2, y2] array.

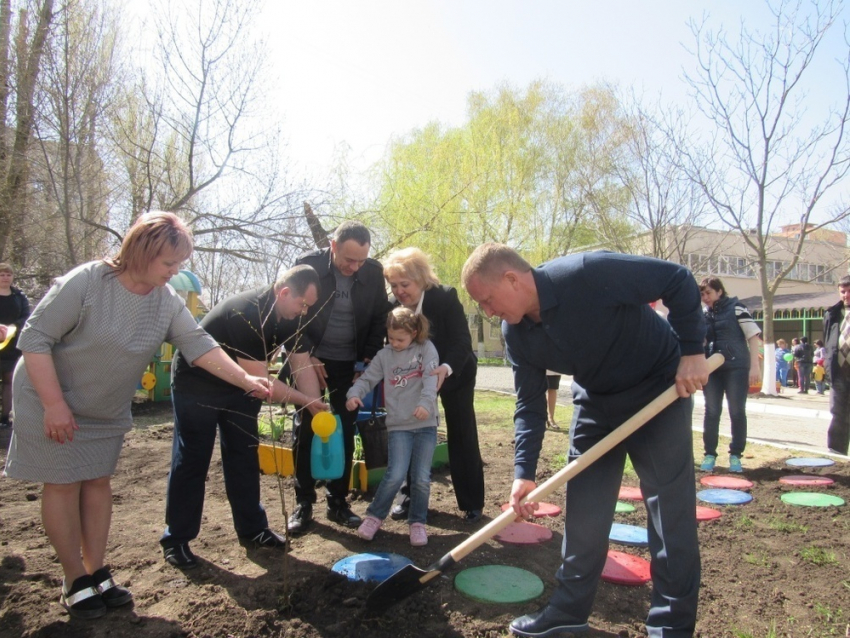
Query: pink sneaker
[[357, 516, 382, 540], [409, 523, 428, 547]]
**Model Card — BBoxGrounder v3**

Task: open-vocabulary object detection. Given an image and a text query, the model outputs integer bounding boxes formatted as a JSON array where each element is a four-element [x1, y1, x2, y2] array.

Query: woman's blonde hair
[[383, 247, 440, 290], [106, 211, 193, 276], [776, 339, 787, 348], [387, 306, 429, 344]]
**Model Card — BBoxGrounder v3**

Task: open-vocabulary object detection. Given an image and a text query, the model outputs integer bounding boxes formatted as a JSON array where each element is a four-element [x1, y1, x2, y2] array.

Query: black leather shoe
[[91, 567, 133, 607], [326, 502, 362, 528], [390, 503, 409, 521], [163, 543, 198, 569], [463, 509, 483, 523], [509, 605, 589, 637], [287, 503, 313, 536], [239, 528, 288, 550]]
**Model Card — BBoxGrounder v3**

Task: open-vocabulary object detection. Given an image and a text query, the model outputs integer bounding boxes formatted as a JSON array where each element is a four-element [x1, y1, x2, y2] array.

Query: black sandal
[[91, 567, 133, 607], [60, 574, 106, 619]]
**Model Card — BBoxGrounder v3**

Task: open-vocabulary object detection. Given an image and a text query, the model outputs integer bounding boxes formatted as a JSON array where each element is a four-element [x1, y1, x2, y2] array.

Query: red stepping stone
[[494, 521, 553, 545], [601, 550, 651, 586], [700, 475, 754, 490], [696, 506, 722, 522], [500, 502, 562, 517], [618, 486, 643, 501], [779, 475, 835, 487]]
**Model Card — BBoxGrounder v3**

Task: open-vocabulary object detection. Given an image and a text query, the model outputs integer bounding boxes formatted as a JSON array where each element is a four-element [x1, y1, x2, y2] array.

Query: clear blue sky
[[264, 1, 850, 182]]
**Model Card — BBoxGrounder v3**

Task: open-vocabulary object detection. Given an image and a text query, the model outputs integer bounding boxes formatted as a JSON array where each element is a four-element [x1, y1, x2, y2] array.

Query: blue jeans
[[367, 427, 436, 524], [703, 366, 749, 457], [161, 387, 266, 547], [776, 365, 789, 387]]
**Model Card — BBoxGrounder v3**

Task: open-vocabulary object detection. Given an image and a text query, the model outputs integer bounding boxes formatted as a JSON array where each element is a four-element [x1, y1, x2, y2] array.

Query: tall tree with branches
[[683, 0, 850, 394]]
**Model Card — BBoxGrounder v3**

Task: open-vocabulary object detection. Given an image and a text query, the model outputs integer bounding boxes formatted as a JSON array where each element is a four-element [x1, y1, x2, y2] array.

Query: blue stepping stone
[[331, 552, 413, 583], [609, 523, 649, 547], [697, 488, 753, 505], [785, 457, 835, 468]]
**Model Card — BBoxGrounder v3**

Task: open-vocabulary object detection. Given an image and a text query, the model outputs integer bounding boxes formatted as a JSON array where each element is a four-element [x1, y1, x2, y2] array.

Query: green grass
[[767, 516, 808, 534], [814, 602, 844, 624], [734, 514, 754, 531], [743, 550, 770, 567], [800, 546, 837, 566], [257, 412, 287, 440]]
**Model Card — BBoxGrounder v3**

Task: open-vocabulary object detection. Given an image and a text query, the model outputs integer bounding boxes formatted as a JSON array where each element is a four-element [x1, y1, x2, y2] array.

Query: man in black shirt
[[161, 265, 328, 569]]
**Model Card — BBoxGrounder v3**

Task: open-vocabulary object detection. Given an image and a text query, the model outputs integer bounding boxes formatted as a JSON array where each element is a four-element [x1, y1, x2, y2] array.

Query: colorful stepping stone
[[601, 550, 651, 586], [697, 488, 753, 505], [779, 475, 835, 487], [331, 552, 412, 583], [618, 486, 643, 501], [500, 502, 562, 517], [700, 475, 754, 490], [780, 492, 845, 507], [615, 501, 636, 513], [609, 523, 649, 547], [696, 506, 722, 522], [494, 521, 553, 545], [785, 457, 835, 468], [454, 565, 544, 604]]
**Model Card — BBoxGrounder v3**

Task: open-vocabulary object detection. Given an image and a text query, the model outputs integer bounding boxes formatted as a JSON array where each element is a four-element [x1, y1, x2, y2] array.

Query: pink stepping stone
[[494, 521, 554, 545], [618, 486, 643, 501], [779, 475, 835, 486], [500, 501, 562, 517], [696, 506, 722, 522], [700, 475, 754, 490], [601, 550, 651, 586]]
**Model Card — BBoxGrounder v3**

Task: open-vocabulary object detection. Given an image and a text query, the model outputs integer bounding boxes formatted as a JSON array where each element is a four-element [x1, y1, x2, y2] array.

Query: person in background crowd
[[545, 371, 562, 430], [822, 275, 850, 455], [794, 336, 814, 395], [775, 339, 790, 389], [0, 263, 30, 428], [699, 277, 761, 473]]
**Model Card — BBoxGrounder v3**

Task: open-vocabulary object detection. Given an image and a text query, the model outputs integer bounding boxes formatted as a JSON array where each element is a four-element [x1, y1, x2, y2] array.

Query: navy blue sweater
[[505, 252, 705, 480]]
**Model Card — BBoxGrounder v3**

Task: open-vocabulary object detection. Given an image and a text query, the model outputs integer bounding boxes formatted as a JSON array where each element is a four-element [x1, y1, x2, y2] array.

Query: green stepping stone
[[781, 492, 845, 507], [615, 501, 636, 513], [454, 565, 544, 604]]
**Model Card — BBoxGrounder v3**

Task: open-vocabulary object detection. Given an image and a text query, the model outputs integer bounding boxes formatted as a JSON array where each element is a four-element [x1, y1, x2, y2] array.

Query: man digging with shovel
[[462, 245, 708, 638]]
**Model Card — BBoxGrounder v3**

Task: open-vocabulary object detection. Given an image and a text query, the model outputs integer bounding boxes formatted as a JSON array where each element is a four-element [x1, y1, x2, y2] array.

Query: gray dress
[[3, 261, 217, 483]]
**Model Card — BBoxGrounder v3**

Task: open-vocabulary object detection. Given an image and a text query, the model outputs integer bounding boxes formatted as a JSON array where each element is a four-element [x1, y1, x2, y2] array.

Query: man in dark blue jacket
[[462, 244, 708, 638], [288, 221, 392, 534], [823, 274, 850, 455]]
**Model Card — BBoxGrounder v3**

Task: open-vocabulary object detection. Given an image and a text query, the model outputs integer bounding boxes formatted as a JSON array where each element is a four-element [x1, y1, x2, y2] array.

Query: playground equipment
[[139, 270, 205, 402]]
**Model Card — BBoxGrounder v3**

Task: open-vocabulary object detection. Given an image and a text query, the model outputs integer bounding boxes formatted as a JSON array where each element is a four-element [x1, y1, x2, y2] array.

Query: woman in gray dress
[[3, 212, 270, 619]]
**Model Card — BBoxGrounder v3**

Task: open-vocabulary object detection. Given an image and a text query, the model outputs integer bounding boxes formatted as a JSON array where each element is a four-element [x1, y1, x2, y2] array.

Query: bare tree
[[0, 0, 55, 262], [683, 0, 850, 394]]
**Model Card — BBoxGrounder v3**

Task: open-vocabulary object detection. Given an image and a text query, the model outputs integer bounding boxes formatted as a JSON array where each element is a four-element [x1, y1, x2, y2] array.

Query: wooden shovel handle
[[449, 353, 724, 563]]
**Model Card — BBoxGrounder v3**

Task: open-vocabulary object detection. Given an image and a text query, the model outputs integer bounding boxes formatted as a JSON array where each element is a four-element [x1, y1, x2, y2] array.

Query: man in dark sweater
[[822, 275, 850, 455], [161, 265, 328, 569], [462, 244, 708, 638], [288, 221, 392, 534]]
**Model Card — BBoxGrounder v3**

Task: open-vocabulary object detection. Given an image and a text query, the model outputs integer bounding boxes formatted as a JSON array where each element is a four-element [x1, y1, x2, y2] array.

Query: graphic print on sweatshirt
[[391, 353, 425, 388]]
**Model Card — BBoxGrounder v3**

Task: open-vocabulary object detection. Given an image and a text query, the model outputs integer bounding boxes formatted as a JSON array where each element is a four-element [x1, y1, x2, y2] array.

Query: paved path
[[475, 366, 846, 458]]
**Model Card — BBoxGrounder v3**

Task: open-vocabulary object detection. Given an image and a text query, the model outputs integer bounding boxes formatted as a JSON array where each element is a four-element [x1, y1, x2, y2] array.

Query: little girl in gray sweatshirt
[[346, 307, 439, 546]]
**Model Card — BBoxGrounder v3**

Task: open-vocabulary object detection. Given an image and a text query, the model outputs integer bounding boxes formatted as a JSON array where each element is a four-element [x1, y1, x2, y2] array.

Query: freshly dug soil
[[1, 398, 848, 638]]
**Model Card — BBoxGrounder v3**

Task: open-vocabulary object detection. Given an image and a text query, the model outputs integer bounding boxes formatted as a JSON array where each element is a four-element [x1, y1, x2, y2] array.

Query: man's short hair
[[275, 264, 320, 296], [461, 243, 532, 288], [839, 275, 850, 288], [333, 220, 371, 246]]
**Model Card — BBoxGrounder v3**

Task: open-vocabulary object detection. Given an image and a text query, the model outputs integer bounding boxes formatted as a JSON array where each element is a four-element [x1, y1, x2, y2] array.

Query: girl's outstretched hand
[[345, 396, 363, 412]]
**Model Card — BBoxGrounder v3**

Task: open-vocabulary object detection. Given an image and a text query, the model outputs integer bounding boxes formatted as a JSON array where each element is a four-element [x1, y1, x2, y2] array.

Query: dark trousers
[[702, 366, 749, 457], [549, 377, 700, 638], [828, 371, 850, 455], [161, 388, 266, 547], [397, 361, 486, 512], [293, 359, 357, 505], [798, 362, 813, 392]]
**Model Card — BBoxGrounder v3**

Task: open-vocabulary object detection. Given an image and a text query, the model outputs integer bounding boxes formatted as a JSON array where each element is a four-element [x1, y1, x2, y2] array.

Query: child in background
[[346, 307, 439, 547], [814, 358, 827, 395]]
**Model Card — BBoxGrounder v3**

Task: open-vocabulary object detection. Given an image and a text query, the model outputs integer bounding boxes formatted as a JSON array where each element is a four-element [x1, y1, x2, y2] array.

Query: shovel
[[366, 353, 724, 613]]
